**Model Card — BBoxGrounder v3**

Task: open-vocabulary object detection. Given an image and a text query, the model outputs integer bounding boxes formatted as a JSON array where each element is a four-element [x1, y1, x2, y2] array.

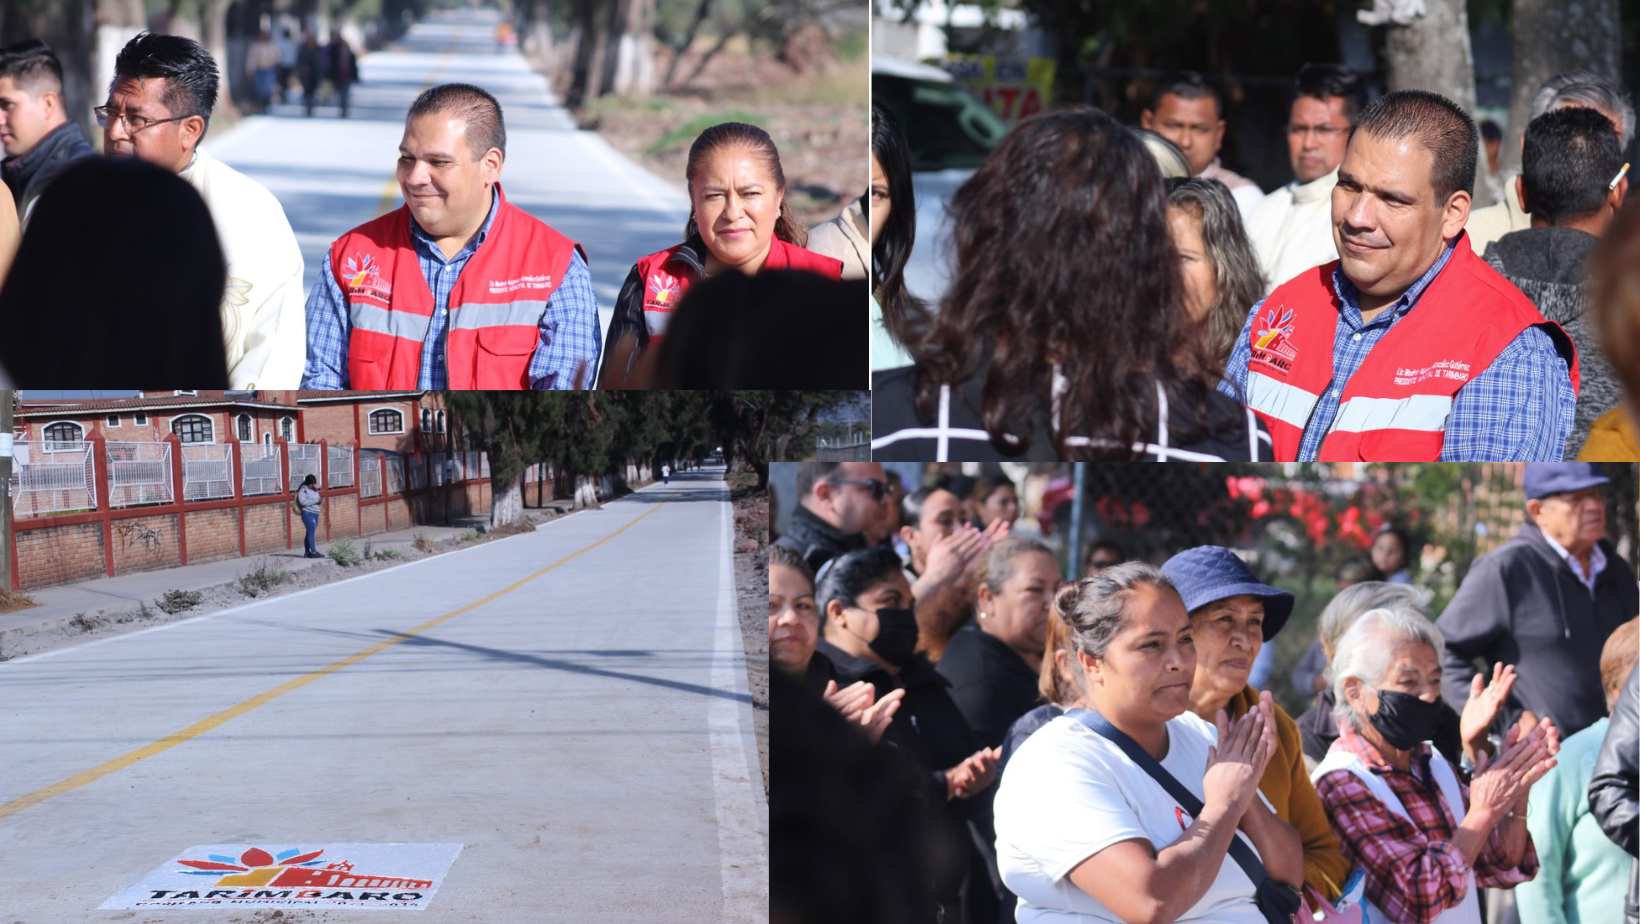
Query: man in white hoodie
[[1246, 64, 1366, 294], [102, 32, 305, 388]]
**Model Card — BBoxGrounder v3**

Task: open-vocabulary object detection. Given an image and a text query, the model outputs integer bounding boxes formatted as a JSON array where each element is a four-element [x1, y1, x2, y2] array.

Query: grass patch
[[834, 29, 866, 63], [643, 109, 766, 157], [328, 538, 361, 567], [157, 589, 204, 615], [749, 66, 867, 106], [0, 586, 39, 613], [239, 560, 288, 598], [457, 529, 481, 543]]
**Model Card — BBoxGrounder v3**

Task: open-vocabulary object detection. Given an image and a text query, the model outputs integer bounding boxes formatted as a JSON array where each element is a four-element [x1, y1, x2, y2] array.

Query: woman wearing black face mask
[[816, 545, 1001, 924], [1314, 605, 1561, 924]]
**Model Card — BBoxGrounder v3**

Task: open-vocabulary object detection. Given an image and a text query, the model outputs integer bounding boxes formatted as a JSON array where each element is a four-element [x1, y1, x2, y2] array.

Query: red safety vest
[[331, 184, 582, 390], [1244, 233, 1578, 461], [630, 236, 843, 351]]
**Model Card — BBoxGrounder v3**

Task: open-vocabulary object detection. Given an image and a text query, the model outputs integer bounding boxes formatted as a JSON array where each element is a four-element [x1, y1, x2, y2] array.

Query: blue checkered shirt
[[1219, 239, 1575, 460], [301, 188, 601, 389]]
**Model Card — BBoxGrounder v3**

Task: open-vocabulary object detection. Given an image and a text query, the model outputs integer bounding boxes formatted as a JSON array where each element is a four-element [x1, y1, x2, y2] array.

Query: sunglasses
[[828, 478, 889, 502]]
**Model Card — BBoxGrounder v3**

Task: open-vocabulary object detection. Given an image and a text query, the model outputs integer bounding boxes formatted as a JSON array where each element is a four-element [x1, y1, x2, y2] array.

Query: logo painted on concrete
[[100, 843, 463, 910]]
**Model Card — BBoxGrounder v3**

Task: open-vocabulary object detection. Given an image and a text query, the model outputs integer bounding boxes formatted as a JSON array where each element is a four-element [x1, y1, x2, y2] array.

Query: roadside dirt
[[730, 473, 770, 801]]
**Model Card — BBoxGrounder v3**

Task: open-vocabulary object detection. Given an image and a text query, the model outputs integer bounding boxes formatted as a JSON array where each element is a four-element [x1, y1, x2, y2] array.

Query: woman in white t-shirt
[[993, 562, 1304, 924]]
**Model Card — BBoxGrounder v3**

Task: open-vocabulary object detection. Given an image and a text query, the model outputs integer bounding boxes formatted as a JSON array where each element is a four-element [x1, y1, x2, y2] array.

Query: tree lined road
[[0, 467, 764, 923], [207, 7, 690, 341]]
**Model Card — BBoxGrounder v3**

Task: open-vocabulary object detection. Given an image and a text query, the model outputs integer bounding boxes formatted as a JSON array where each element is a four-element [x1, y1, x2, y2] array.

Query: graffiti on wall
[[116, 521, 164, 555]]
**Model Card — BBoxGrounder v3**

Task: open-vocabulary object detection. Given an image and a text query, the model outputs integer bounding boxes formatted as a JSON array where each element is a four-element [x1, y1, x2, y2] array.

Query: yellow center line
[[374, 21, 467, 217], [0, 489, 680, 822]]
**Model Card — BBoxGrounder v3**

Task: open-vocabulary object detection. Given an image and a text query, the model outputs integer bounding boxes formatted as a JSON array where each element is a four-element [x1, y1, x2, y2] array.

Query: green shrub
[[328, 538, 360, 567]]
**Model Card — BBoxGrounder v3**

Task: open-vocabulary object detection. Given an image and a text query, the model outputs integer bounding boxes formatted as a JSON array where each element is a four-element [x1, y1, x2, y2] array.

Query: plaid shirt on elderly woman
[[1313, 731, 1538, 924]]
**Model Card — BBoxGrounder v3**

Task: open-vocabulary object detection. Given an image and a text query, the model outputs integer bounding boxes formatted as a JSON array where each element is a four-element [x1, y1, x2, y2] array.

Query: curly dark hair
[[912, 105, 1221, 458], [871, 100, 923, 351]]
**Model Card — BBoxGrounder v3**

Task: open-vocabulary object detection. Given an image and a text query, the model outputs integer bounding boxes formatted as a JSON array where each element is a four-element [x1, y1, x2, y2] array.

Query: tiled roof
[[17, 396, 296, 416]]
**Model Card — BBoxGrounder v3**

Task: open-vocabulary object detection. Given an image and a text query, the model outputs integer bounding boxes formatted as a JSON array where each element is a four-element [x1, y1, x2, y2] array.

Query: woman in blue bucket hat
[[1161, 546, 1351, 904]]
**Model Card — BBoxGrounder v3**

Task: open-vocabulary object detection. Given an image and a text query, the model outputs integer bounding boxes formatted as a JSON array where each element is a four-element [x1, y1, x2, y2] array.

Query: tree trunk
[[663, 0, 714, 89], [565, 0, 607, 109], [601, 0, 654, 97], [1497, 0, 1623, 179], [1378, 0, 1495, 206], [573, 475, 600, 509], [491, 476, 523, 529]]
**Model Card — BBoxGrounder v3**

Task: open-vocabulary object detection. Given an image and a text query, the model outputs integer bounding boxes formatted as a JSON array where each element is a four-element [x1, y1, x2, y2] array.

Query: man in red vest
[[1221, 90, 1579, 461], [301, 83, 599, 389]]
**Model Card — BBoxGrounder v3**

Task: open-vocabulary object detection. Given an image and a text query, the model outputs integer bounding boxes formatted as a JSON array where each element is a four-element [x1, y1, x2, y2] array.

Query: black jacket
[[1439, 521, 1638, 738], [600, 238, 706, 384], [871, 365, 1272, 461], [935, 623, 1043, 749], [1, 119, 94, 216], [1591, 665, 1639, 924], [773, 504, 866, 576]]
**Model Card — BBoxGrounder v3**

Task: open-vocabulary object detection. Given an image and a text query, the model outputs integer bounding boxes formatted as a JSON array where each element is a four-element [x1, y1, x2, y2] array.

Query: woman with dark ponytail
[[598, 121, 843, 384]]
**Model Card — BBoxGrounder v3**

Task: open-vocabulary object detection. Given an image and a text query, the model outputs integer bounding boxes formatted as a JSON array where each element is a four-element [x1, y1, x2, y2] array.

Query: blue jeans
[[302, 510, 319, 555]]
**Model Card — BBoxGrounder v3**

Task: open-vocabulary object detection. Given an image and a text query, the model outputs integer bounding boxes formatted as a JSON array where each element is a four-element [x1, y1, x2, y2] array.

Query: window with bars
[[421, 409, 432, 432], [237, 414, 252, 441], [436, 411, 446, 434], [370, 409, 404, 434], [43, 421, 84, 450], [172, 414, 213, 444], [281, 416, 294, 440]]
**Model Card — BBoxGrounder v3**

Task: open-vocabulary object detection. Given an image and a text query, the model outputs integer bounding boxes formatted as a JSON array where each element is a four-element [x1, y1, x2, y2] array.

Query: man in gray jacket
[[1483, 107, 1630, 457], [1440, 463, 1638, 740]]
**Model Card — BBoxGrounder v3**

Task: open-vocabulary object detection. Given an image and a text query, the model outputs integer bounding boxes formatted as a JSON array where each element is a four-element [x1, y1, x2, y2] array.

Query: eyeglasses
[[94, 106, 187, 133], [829, 478, 888, 502], [1286, 123, 1350, 141]]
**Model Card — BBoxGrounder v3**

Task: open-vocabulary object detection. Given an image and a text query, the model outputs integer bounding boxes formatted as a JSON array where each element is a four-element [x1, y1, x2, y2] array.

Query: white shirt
[[1247, 167, 1340, 294], [180, 147, 307, 388], [1540, 529, 1608, 594], [994, 710, 1269, 924]]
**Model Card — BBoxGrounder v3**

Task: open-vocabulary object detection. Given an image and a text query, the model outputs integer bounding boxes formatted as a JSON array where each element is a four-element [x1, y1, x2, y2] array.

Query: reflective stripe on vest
[[1328, 393, 1453, 434], [350, 302, 433, 341], [446, 300, 551, 331], [1246, 370, 1320, 431]]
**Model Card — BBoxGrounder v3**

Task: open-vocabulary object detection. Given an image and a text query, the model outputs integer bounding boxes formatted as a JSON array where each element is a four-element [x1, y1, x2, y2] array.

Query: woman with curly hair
[[871, 105, 1271, 461]]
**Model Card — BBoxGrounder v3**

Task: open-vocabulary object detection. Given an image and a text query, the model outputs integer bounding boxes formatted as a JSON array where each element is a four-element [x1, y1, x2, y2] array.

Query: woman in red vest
[[598, 121, 842, 385]]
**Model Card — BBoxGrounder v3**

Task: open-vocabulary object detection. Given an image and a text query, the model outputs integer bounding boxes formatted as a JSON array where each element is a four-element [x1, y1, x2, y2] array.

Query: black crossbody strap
[[1065, 709, 1277, 901]]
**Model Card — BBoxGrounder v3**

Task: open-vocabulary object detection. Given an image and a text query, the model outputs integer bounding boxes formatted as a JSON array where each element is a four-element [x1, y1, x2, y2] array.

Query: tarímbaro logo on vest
[[1252, 304, 1298, 371]]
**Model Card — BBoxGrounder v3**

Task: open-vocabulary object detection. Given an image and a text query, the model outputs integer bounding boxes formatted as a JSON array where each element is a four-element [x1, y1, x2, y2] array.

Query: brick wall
[[327, 493, 360, 540], [300, 405, 358, 449], [243, 502, 287, 556], [110, 514, 183, 577], [16, 521, 105, 589], [360, 501, 388, 537], [386, 497, 412, 531], [183, 507, 241, 564]]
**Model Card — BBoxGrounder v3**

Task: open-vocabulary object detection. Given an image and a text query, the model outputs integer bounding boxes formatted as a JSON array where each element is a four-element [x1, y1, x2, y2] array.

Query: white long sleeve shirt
[[1246, 167, 1340, 294], [180, 147, 307, 388]]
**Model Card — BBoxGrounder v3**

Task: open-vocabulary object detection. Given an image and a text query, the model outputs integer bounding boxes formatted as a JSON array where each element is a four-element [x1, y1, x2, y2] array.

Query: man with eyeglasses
[[1246, 63, 1366, 294], [102, 32, 305, 389], [0, 40, 94, 221], [1440, 463, 1637, 742], [774, 461, 890, 576]]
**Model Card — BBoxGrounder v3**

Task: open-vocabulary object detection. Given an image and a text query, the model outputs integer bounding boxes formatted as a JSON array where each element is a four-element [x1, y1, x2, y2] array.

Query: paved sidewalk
[[0, 504, 576, 658]]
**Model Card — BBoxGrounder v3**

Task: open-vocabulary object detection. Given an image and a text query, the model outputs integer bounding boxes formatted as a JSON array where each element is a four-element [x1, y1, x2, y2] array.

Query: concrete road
[[207, 7, 690, 341], [0, 467, 764, 923]]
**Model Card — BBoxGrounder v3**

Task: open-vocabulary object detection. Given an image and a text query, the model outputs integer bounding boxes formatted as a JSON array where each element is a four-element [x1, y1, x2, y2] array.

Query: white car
[[871, 56, 1009, 306]]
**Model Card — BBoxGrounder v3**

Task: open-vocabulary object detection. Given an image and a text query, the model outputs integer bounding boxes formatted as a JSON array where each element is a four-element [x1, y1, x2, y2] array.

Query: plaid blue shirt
[[1220, 238, 1575, 461], [301, 188, 601, 389]]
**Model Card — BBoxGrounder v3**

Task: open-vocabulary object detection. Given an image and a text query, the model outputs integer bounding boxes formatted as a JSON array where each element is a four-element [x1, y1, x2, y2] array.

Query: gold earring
[[978, 611, 987, 620]]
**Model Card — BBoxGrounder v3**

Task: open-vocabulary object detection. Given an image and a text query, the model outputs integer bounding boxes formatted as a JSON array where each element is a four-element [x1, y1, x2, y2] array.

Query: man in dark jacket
[[1591, 664, 1638, 924], [1483, 107, 1630, 457], [1441, 463, 1639, 740], [773, 461, 886, 575], [0, 40, 94, 218]]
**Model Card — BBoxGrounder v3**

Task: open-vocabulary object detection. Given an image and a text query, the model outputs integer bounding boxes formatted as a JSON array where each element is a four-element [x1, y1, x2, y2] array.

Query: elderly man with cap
[[1161, 546, 1352, 903], [1441, 463, 1639, 742]]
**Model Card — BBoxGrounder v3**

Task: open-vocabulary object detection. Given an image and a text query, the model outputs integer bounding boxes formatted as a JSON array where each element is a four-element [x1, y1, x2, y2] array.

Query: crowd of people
[[0, 32, 860, 389], [869, 62, 1640, 463], [772, 460, 1640, 924]]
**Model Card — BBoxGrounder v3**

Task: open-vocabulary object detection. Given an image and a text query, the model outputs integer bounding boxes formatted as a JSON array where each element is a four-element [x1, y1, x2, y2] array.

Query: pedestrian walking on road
[[326, 31, 356, 118], [297, 30, 321, 117], [599, 121, 842, 384], [301, 82, 600, 389], [274, 27, 296, 105], [661, 463, 669, 485], [294, 474, 322, 558], [247, 30, 280, 113]]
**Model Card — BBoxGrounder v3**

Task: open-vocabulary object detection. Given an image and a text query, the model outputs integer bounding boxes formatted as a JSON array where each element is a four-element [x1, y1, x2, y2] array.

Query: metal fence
[[106, 441, 174, 508], [385, 455, 406, 496], [327, 445, 354, 488], [241, 444, 283, 497], [430, 452, 446, 487], [10, 440, 96, 516], [408, 454, 427, 491], [359, 452, 383, 499], [816, 438, 870, 462], [181, 443, 235, 501], [480, 453, 490, 479], [289, 444, 322, 489]]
